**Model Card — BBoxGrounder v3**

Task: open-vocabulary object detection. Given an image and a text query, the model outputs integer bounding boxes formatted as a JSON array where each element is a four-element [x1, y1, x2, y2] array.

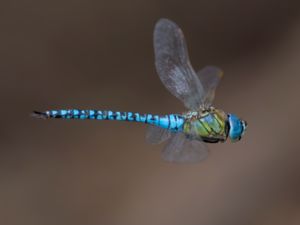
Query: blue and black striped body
[[34, 109, 185, 132]]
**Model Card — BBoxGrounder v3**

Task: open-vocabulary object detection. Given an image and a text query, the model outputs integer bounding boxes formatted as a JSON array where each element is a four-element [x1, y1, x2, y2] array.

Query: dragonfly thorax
[[182, 107, 229, 143]]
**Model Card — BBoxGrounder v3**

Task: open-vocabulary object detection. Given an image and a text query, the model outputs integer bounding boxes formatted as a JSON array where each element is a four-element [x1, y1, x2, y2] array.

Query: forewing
[[197, 66, 223, 106], [161, 132, 209, 163], [154, 18, 205, 110], [146, 125, 172, 144]]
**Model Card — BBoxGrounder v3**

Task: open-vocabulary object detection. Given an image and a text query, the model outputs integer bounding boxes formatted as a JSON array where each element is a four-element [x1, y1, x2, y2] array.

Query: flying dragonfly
[[33, 18, 247, 163]]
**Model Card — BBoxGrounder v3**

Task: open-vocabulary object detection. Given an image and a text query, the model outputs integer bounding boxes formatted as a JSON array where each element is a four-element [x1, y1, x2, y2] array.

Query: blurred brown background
[[1, 0, 300, 225]]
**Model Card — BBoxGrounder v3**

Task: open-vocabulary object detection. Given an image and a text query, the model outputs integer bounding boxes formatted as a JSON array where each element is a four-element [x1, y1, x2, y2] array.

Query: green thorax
[[182, 108, 228, 143]]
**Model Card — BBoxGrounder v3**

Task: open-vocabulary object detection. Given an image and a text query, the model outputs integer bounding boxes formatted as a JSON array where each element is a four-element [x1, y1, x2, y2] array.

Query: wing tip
[[155, 18, 177, 29], [205, 65, 224, 78]]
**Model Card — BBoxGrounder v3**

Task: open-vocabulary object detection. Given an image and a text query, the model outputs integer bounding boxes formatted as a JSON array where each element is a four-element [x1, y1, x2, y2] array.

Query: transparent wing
[[154, 18, 205, 110], [197, 66, 223, 106], [146, 125, 172, 144], [161, 132, 209, 163]]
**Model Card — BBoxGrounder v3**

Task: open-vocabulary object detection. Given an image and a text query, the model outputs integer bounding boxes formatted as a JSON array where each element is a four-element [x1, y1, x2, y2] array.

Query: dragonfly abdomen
[[33, 109, 184, 131]]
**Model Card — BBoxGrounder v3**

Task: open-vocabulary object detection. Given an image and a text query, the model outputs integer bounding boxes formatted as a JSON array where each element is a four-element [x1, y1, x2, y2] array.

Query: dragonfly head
[[227, 114, 247, 142]]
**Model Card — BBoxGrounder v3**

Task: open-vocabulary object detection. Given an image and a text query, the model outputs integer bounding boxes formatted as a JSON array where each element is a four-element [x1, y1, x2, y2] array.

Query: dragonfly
[[33, 18, 247, 163]]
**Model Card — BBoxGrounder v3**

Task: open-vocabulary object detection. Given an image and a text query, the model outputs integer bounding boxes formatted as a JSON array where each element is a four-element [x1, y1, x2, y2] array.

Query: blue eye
[[228, 114, 243, 142]]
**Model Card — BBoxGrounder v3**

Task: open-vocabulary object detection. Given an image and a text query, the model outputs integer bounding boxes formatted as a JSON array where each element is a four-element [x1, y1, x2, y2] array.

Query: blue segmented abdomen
[[35, 109, 184, 131]]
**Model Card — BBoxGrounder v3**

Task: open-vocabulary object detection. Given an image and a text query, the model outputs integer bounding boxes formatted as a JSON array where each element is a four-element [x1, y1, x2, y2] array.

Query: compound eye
[[240, 121, 244, 132]]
